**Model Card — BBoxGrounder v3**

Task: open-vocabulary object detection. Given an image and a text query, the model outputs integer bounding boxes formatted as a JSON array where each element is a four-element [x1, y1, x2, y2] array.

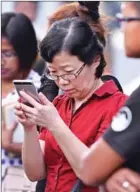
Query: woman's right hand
[[105, 168, 140, 192], [14, 102, 36, 130]]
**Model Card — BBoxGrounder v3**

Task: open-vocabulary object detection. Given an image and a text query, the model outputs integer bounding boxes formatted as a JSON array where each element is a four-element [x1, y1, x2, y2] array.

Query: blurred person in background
[[1, 12, 40, 190], [15, 16, 127, 192], [14, 1, 46, 75], [104, 2, 140, 192], [14, 1, 44, 41]]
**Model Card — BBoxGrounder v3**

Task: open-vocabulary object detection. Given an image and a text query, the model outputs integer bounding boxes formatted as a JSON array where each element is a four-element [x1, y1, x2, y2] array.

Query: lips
[[1, 68, 9, 74], [63, 89, 75, 93]]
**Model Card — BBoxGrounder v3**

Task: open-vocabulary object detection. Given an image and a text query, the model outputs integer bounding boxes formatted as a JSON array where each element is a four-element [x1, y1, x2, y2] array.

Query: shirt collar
[[94, 80, 119, 97]]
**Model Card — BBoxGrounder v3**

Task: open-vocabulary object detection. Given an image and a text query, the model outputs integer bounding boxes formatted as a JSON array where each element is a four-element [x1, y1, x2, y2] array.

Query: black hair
[[78, 1, 100, 21], [40, 17, 105, 78], [2, 12, 38, 71]]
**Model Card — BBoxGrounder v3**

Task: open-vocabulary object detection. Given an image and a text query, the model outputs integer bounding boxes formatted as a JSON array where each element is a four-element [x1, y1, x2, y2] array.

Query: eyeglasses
[[116, 13, 140, 22], [46, 63, 86, 81], [1, 50, 17, 59]]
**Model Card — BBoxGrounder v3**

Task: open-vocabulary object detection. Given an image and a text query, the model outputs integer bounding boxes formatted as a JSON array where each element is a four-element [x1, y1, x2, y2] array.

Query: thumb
[[10, 121, 18, 131], [39, 92, 50, 105]]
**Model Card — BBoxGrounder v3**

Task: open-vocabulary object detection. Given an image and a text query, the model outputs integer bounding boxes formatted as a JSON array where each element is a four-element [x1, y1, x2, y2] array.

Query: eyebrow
[[47, 63, 74, 70], [60, 65, 74, 69]]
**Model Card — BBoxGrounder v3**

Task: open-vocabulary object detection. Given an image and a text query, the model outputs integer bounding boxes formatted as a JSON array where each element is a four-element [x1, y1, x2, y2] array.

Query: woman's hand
[[105, 168, 140, 192], [15, 91, 62, 131], [14, 102, 36, 130], [2, 121, 18, 149]]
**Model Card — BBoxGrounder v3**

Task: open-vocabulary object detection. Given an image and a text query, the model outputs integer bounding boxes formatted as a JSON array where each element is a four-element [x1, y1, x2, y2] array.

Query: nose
[[57, 77, 70, 86]]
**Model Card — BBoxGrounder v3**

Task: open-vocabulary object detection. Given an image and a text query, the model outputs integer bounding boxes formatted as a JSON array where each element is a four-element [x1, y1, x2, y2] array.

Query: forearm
[[50, 120, 124, 186], [22, 126, 46, 181], [51, 119, 89, 178]]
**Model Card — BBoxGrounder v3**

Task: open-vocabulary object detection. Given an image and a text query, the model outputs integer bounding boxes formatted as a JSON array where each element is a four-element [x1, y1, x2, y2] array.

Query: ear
[[92, 55, 101, 70]]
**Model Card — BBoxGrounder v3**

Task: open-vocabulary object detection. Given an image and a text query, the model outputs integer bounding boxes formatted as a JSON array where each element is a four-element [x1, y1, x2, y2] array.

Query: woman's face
[[1, 37, 20, 81], [47, 51, 99, 100]]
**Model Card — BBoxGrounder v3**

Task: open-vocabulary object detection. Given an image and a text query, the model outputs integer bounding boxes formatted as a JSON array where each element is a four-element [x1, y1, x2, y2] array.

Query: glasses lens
[[2, 51, 17, 58], [63, 74, 76, 81]]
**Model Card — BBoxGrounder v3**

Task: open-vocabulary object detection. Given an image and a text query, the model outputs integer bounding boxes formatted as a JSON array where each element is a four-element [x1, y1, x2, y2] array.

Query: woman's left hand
[[105, 168, 140, 192], [18, 91, 62, 131]]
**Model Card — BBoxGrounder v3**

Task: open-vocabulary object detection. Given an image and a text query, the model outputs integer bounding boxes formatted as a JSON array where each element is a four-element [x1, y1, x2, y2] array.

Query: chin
[[125, 48, 140, 58]]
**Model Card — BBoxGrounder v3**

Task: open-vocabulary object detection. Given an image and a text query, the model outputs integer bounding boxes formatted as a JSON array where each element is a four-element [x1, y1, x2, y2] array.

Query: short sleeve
[[103, 87, 140, 160]]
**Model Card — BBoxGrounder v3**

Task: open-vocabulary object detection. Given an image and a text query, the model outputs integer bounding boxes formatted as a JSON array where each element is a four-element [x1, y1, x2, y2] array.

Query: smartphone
[[13, 80, 40, 104]]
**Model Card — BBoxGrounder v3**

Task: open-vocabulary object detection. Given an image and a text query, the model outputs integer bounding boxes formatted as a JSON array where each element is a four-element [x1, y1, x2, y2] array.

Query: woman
[[1, 12, 40, 187], [15, 17, 127, 192]]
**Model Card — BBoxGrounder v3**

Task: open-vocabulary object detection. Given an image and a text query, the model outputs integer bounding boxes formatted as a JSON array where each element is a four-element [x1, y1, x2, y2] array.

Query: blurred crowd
[[1, 1, 140, 192]]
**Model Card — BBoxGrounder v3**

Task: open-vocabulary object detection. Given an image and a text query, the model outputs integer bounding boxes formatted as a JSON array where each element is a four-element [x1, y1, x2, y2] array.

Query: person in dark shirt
[[103, 2, 140, 191]]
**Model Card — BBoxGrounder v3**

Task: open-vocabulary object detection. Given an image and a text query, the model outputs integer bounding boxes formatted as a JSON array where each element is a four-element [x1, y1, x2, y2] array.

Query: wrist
[[23, 125, 37, 132], [50, 117, 66, 134]]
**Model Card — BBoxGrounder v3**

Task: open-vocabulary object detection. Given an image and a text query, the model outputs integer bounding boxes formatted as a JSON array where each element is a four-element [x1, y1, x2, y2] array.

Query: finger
[[126, 173, 140, 190], [112, 181, 129, 192], [20, 103, 36, 114], [15, 109, 27, 120], [18, 96, 25, 103], [38, 92, 50, 105], [15, 103, 22, 110], [106, 181, 122, 192], [16, 116, 27, 123], [117, 179, 138, 192], [22, 112, 34, 119], [20, 91, 41, 109], [15, 109, 24, 116]]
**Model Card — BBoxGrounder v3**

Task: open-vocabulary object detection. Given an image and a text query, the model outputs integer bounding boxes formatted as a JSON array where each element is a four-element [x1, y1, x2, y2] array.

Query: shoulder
[[125, 86, 140, 107], [111, 91, 128, 107]]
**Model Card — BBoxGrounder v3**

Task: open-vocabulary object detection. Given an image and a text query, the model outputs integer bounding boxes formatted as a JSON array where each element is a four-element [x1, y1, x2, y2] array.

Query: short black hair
[[2, 12, 38, 71], [40, 17, 106, 78]]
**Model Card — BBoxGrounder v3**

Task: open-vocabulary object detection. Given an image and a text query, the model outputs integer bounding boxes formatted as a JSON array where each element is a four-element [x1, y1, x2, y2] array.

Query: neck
[[73, 78, 103, 111]]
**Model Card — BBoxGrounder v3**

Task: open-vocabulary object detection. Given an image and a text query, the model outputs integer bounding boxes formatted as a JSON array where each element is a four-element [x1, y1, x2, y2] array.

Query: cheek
[[74, 74, 90, 90], [124, 24, 140, 57], [9, 58, 20, 71]]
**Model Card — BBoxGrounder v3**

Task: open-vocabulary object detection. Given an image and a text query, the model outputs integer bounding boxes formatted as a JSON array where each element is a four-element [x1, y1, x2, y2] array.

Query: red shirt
[[39, 80, 128, 192]]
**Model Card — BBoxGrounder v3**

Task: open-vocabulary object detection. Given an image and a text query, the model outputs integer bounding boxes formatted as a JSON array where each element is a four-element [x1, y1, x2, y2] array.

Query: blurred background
[[2, 1, 140, 95]]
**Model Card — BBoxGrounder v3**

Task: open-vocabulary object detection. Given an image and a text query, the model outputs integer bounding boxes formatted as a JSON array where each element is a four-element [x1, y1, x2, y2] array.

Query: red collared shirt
[[39, 80, 128, 192]]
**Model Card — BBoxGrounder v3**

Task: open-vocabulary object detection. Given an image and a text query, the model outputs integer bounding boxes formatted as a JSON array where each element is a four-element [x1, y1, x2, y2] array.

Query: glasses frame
[[1, 50, 17, 59], [46, 63, 86, 81], [116, 13, 140, 22]]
